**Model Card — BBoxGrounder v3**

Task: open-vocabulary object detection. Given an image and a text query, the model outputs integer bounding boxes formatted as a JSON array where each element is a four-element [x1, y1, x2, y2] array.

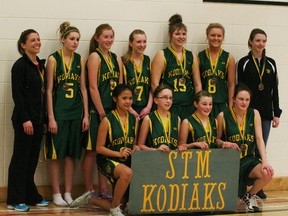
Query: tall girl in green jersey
[[122, 29, 153, 120], [216, 84, 274, 213], [82, 24, 123, 200], [138, 84, 180, 151], [198, 23, 235, 118], [178, 91, 217, 151], [46, 22, 89, 206], [96, 84, 140, 216], [151, 14, 202, 120]]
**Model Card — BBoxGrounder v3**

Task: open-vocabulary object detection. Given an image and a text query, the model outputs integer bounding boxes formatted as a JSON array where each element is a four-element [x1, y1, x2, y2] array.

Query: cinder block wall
[[0, 0, 287, 197]]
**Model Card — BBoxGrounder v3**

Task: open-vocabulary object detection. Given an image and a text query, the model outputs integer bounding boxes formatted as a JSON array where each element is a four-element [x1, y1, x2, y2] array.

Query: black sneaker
[[256, 189, 267, 200], [242, 192, 260, 212]]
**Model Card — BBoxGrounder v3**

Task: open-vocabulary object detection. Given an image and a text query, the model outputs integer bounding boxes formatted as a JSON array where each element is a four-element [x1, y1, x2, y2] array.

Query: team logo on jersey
[[173, 127, 177, 131], [77, 65, 80, 68], [222, 61, 226, 65], [266, 69, 271, 74], [249, 123, 253, 127]]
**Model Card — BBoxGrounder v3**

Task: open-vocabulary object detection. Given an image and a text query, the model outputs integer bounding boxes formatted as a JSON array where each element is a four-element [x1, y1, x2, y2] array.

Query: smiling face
[[62, 31, 80, 51], [21, 32, 41, 55], [194, 96, 213, 117], [249, 33, 267, 55], [114, 89, 133, 112], [154, 88, 173, 112], [207, 27, 224, 49], [130, 33, 147, 55], [170, 28, 187, 47], [96, 29, 114, 51], [233, 90, 251, 112]]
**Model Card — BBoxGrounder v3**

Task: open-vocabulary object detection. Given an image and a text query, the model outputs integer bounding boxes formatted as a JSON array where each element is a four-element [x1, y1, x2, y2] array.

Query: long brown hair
[[89, 24, 114, 54], [168, 14, 187, 42]]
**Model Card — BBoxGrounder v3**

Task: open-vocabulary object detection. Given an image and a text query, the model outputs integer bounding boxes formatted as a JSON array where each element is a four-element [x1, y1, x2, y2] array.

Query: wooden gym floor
[[0, 190, 288, 216]]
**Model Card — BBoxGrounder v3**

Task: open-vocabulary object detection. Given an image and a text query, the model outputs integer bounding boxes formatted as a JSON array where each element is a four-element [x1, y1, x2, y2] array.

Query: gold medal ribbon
[[60, 49, 74, 84], [130, 55, 143, 87], [154, 110, 171, 145], [168, 45, 186, 79], [231, 108, 246, 145], [252, 53, 265, 84], [112, 110, 129, 145], [192, 113, 212, 144], [97, 48, 115, 79], [206, 48, 222, 79]]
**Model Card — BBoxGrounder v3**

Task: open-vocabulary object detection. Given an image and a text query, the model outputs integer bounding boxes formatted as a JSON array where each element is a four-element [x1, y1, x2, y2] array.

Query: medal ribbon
[[231, 108, 246, 145], [206, 48, 222, 79], [61, 49, 74, 83], [112, 110, 129, 145], [252, 53, 265, 84], [168, 45, 186, 79], [130, 55, 143, 87], [192, 113, 212, 144], [97, 48, 115, 79], [154, 110, 171, 145]]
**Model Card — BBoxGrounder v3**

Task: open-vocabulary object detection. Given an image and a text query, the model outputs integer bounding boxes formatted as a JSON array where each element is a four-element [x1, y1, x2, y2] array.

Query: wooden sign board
[[129, 149, 240, 214]]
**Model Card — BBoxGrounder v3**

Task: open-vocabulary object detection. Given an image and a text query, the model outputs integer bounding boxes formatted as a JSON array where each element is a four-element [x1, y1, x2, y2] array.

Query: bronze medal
[[240, 144, 247, 152], [134, 88, 140, 95], [179, 77, 186, 84], [110, 79, 115, 87], [258, 83, 264, 91], [210, 77, 217, 85], [62, 83, 69, 91]]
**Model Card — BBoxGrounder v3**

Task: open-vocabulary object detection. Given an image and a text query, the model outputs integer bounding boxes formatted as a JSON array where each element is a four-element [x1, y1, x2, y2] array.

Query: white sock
[[64, 192, 73, 205], [53, 193, 68, 206]]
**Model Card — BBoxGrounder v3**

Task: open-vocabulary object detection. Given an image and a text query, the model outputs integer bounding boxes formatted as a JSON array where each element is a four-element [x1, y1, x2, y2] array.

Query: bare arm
[[151, 50, 165, 93], [46, 56, 57, 134], [137, 116, 155, 150], [87, 52, 106, 120], [192, 53, 202, 93], [227, 54, 236, 108], [80, 57, 89, 131]]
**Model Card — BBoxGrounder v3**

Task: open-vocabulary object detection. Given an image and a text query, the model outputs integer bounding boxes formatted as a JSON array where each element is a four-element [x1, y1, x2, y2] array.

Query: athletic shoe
[[7, 203, 29, 212], [35, 200, 49, 207], [242, 192, 260, 212], [109, 205, 124, 216], [90, 191, 99, 198], [256, 189, 267, 200], [69, 191, 91, 208], [99, 190, 113, 201]]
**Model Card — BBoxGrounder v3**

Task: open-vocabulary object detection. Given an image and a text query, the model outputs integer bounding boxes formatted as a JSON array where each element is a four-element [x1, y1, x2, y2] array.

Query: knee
[[120, 167, 132, 181]]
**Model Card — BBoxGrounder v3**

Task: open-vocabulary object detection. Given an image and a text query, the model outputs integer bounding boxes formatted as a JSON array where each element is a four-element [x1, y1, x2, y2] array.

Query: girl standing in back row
[[151, 14, 202, 120]]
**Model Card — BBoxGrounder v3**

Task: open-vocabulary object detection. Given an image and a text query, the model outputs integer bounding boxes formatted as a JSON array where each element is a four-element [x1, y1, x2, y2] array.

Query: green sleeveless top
[[51, 49, 83, 120], [89, 49, 120, 110], [223, 108, 256, 158], [146, 110, 179, 150], [105, 110, 137, 164], [123, 55, 151, 107], [186, 113, 218, 148], [162, 46, 195, 106], [198, 49, 229, 103]]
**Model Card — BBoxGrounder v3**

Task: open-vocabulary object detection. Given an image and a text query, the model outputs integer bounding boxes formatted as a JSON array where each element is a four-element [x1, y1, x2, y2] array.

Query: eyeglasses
[[157, 96, 173, 101]]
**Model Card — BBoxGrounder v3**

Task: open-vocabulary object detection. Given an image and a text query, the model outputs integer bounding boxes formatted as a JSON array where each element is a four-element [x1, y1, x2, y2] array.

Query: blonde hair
[[206, 23, 225, 37]]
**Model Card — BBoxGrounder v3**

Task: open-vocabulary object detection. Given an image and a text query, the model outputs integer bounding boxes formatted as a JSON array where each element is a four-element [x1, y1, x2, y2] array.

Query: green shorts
[[82, 108, 112, 151], [46, 119, 82, 160], [211, 103, 228, 118], [238, 155, 261, 197], [170, 104, 195, 120]]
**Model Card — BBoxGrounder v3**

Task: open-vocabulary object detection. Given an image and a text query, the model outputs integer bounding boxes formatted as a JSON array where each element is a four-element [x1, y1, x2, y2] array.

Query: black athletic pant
[[7, 122, 44, 205]]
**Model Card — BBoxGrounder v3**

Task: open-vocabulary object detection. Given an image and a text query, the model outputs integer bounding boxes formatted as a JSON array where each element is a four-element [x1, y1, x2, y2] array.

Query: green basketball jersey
[[123, 55, 151, 107], [186, 113, 218, 148], [162, 47, 195, 106], [105, 110, 138, 164], [198, 49, 229, 103], [146, 110, 179, 150], [51, 49, 83, 120], [92, 49, 120, 110], [223, 108, 256, 158]]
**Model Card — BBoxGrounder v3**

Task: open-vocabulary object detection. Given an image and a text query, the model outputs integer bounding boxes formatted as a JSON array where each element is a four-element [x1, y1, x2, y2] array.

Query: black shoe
[[257, 189, 267, 200]]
